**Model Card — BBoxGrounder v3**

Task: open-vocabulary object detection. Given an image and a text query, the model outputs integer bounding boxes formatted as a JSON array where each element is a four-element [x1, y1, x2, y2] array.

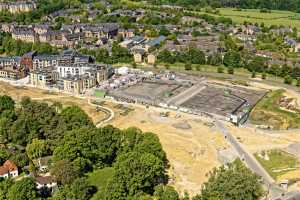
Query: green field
[[87, 167, 115, 200], [250, 89, 300, 129], [254, 150, 300, 179], [217, 8, 300, 27]]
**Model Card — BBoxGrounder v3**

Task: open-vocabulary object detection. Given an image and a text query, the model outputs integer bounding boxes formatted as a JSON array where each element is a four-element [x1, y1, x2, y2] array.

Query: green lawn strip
[[254, 150, 300, 179], [250, 89, 300, 129], [87, 167, 115, 200]]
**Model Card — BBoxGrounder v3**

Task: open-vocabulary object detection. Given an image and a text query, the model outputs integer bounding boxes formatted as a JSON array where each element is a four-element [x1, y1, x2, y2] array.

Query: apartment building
[[29, 69, 59, 88], [33, 55, 59, 70]]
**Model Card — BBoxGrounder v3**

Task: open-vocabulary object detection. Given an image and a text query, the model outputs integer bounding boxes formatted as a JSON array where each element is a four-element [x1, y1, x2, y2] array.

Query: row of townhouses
[[2, 23, 123, 48]]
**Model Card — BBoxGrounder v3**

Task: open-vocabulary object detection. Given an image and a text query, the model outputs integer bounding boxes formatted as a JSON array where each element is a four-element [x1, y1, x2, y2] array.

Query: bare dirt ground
[[110, 106, 228, 196]]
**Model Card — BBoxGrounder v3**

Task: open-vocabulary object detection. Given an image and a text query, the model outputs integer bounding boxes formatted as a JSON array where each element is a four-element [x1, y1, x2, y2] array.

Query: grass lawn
[[217, 8, 300, 27], [254, 149, 300, 179], [250, 89, 300, 129], [87, 167, 115, 200]]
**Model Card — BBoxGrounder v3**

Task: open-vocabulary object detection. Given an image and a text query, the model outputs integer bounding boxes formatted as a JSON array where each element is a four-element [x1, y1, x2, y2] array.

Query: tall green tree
[[105, 151, 166, 199], [26, 138, 47, 160], [7, 178, 38, 200], [193, 160, 264, 200], [0, 95, 14, 112]]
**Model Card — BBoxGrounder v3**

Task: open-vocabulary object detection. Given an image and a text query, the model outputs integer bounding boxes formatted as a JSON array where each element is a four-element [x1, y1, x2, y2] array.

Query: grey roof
[[34, 54, 59, 61], [0, 56, 21, 62], [146, 36, 166, 46]]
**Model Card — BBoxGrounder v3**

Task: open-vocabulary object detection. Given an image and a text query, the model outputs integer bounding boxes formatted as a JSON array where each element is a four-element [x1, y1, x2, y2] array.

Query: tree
[[51, 160, 80, 185], [251, 71, 256, 78], [187, 48, 206, 64], [52, 178, 95, 200], [132, 62, 137, 69], [158, 50, 175, 64], [284, 75, 293, 85], [247, 57, 266, 73], [0, 178, 13, 199], [153, 185, 179, 200], [193, 160, 264, 200], [60, 106, 94, 131], [0, 95, 14, 112], [223, 51, 241, 68], [296, 78, 300, 87], [217, 66, 224, 73], [227, 67, 234, 74], [207, 53, 222, 66], [105, 151, 166, 199], [195, 65, 201, 71], [7, 178, 38, 200], [184, 62, 192, 71], [26, 138, 46, 160]]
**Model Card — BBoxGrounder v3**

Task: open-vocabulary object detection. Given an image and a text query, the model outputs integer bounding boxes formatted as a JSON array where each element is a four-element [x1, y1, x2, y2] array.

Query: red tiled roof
[[0, 160, 17, 175], [3, 160, 18, 171], [0, 166, 8, 176]]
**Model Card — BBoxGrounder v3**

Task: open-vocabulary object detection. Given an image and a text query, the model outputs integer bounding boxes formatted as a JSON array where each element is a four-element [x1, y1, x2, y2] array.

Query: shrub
[[217, 66, 224, 73], [227, 67, 234, 74]]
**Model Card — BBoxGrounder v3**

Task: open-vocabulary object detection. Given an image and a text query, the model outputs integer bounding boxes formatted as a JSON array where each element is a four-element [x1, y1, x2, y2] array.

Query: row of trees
[[0, 33, 58, 56], [80, 42, 133, 64]]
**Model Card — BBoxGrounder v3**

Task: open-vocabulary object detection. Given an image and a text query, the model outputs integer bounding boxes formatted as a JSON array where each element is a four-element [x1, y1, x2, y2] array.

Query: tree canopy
[[193, 160, 264, 200]]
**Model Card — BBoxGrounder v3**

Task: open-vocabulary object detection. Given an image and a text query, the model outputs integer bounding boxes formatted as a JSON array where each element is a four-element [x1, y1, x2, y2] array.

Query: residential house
[[0, 160, 18, 178], [241, 25, 260, 35], [164, 35, 222, 55], [0, 1, 36, 13], [35, 176, 57, 191], [147, 54, 156, 65], [270, 27, 293, 35], [12, 28, 38, 43], [34, 24, 51, 35], [133, 49, 145, 63], [36, 156, 52, 173], [118, 28, 135, 39], [144, 36, 166, 52], [284, 36, 300, 53]]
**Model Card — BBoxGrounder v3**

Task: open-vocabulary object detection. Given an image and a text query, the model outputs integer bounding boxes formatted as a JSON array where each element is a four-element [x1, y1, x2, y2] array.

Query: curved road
[[87, 98, 115, 127]]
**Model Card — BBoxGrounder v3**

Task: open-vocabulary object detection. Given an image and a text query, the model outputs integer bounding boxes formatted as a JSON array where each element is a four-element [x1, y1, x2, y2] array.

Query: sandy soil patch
[[111, 106, 228, 196]]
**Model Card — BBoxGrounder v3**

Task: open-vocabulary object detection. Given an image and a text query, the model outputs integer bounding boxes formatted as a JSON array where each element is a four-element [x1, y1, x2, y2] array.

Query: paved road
[[215, 120, 285, 199], [88, 98, 115, 127]]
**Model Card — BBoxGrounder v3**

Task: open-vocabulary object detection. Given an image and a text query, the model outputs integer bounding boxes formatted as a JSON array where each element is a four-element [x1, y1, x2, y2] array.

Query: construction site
[[107, 71, 266, 125]]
